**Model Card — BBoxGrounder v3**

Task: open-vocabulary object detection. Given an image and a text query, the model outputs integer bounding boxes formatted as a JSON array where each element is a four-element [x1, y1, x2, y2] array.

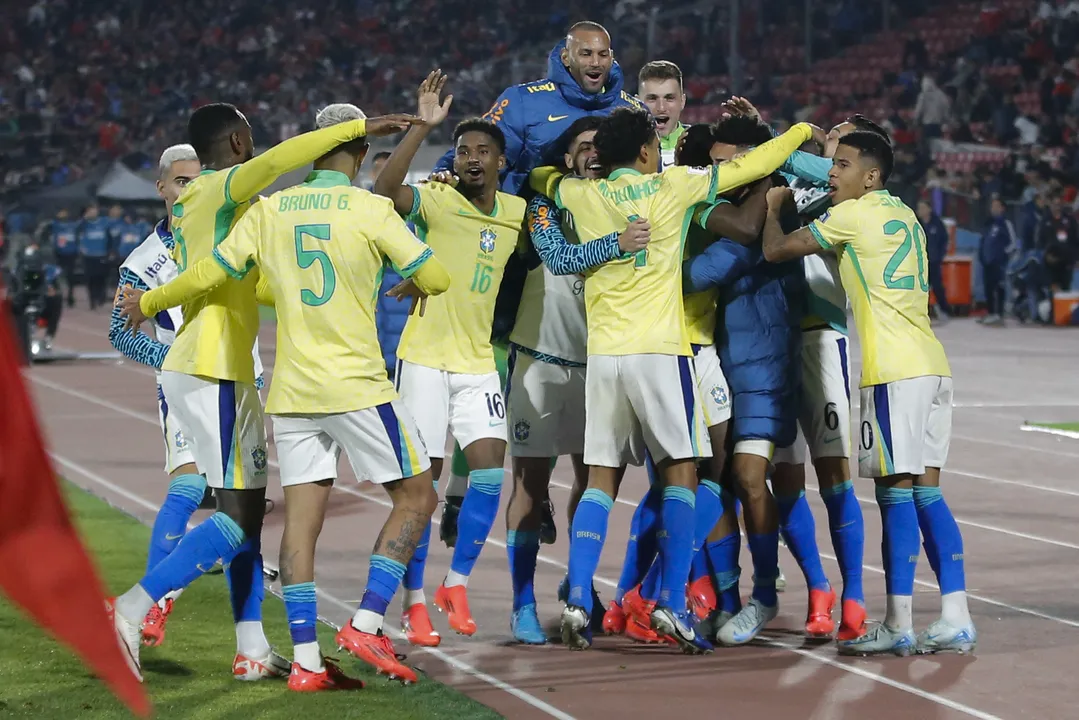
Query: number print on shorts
[[824, 402, 840, 432], [485, 392, 505, 419], [860, 420, 874, 450]]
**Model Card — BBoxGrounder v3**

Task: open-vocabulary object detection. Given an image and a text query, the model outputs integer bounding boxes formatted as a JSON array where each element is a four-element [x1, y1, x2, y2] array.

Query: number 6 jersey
[[807, 189, 950, 387]]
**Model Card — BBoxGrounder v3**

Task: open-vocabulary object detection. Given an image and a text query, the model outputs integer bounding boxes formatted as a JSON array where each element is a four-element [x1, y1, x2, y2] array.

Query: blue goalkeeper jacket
[[433, 40, 644, 195]]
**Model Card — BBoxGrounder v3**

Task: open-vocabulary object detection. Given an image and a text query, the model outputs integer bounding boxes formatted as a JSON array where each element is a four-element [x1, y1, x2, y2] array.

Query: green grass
[[0, 483, 501, 720], [1029, 422, 1079, 433]]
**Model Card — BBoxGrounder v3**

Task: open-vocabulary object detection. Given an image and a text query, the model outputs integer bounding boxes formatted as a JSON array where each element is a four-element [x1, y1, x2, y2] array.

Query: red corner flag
[[0, 290, 150, 716]]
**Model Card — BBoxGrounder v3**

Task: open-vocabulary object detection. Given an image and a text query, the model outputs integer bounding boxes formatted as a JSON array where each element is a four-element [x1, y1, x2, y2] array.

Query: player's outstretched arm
[[761, 186, 823, 262], [684, 241, 748, 293], [702, 179, 771, 246], [715, 123, 816, 195], [782, 150, 832, 186], [108, 268, 169, 368], [527, 194, 634, 275]]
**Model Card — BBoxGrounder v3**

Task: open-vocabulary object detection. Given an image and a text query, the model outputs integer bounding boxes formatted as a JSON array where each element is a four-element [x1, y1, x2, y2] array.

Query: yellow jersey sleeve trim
[[223, 165, 241, 207], [406, 185, 422, 219], [696, 198, 731, 230], [808, 222, 832, 249], [212, 247, 251, 280], [398, 247, 433, 279]]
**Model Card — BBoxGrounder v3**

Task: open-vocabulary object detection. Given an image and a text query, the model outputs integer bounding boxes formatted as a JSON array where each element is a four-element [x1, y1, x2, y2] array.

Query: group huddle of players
[[105, 21, 976, 694]]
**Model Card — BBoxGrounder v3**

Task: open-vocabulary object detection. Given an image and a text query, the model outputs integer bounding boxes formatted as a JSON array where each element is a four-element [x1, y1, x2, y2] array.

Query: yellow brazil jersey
[[553, 165, 720, 356], [212, 170, 433, 415], [682, 203, 724, 347], [808, 190, 950, 386], [164, 167, 261, 384], [396, 182, 525, 374]]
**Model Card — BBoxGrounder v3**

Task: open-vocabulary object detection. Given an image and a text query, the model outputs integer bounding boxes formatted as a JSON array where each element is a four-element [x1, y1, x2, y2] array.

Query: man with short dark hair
[[917, 198, 952, 319]]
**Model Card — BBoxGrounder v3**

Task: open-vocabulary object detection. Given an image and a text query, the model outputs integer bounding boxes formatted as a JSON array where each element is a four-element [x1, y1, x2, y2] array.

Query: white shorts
[[157, 383, 197, 475], [272, 400, 432, 487], [394, 360, 507, 458], [858, 376, 953, 478], [694, 344, 732, 427], [584, 354, 710, 468], [773, 328, 853, 465], [159, 371, 269, 490], [505, 346, 585, 458]]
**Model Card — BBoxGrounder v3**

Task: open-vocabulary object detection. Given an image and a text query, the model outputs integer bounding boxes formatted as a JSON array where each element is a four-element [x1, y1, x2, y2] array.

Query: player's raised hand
[[805, 123, 828, 150], [618, 218, 651, 254], [365, 114, 424, 136], [386, 277, 429, 317], [426, 170, 458, 186], [116, 286, 148, 334], [417, 69, 453, 126], [766, 186, 794, 212], [722, 96, 761, 121]]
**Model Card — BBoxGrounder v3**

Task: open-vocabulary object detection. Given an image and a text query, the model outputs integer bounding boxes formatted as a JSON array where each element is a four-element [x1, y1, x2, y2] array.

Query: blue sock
[[567, 488, 612, 610], [706, 531, 742, 614], [913, 486, 966, 594], [283, 582, 318, 645], [690, 480, 725, 583], [226, 537, 265, 623], [615, 485, 661, 603], [359, 555, 407, 616], [640, 558, 661, 603], [507, 530, 540, 611], [776, 491, 830, 592], [449, 468, 503, 577], [875, 486, 919, 597], [821, 480, 865, 603], [746, 532, 780, 607], [658, 485, 696, 614], [140, 512, 246, 602], [403, 519, 431, 592], [146, 473, 206, 572]]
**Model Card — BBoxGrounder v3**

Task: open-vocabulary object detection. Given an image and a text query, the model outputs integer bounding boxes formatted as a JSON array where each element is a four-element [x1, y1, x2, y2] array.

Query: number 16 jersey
[[397, 182, 526, 374], [808, 189, 950, 387]]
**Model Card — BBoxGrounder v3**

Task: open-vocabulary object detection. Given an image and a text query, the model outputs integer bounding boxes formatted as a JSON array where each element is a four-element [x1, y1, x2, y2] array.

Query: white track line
[[52, 452, 577, 720], [952, 432, 1079, 460], [1021, 425, 1079, 440]]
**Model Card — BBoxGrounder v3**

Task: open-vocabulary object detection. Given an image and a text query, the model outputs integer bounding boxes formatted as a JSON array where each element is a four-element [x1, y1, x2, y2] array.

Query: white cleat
[[107, 599, 143, 683], [717, 598, 778, 646], [917, 619, 977, 655], [233, 649, 291, 680], [696, 608, 736, 642], [837, 622, 916, 657], [775, 566, 787, 592], [560, 605, 591, 650]]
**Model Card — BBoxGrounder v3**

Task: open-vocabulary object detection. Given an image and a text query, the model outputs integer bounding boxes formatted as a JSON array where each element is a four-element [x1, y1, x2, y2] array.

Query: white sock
[[444, 570, 469, 589], [404, 588, 426, 608], [116, 584, 155, 623], [940, 591, 972, 628], [163, 588, 183, 605], [235, 621, 271, 658], [351, 608, 384, 634], [884, 594, 913, 631], [444, 472, 468, 499], [293, 641, 323, 673]]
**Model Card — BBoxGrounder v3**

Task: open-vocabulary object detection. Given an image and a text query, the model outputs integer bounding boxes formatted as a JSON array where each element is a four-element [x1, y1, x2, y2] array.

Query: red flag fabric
[[0, 285, 150, 716]]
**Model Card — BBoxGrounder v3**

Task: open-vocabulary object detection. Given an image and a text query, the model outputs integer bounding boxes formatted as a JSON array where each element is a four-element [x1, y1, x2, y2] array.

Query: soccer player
[[533, 107, 814, 653], [120, 103, 449, 689], [107, 143, 268, 647], [638, 60, 687, 170], [761, 131, 976, 656], [504, 115, 651, 644], [109, 102, 419, 681], [76, 204, 112, 309], [373, 71, 526, 642]]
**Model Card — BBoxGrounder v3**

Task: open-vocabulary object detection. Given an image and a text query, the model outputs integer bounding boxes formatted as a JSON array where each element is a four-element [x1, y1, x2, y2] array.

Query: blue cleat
[[837, 622, 916, 657], [650, 606, 714, 655], [916, 619, 977, 655], [511, 603, 548, 645], [560, 605, 592, 650]]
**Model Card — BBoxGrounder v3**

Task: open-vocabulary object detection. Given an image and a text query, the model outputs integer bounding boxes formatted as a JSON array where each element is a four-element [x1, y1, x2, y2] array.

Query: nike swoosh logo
[[822, 436, 840, 444], [548, 114, 569, 122], [165, 533, 183, 541]]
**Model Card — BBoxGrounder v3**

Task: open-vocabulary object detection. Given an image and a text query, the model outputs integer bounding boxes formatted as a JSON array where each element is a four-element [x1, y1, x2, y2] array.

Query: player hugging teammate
[[110, 24, 975, 695]]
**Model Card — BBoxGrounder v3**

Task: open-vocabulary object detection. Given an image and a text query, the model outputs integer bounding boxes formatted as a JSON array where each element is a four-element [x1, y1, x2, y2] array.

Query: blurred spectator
[[913, 75, 952, 139], [1041, 195, 1079, 289], [978, 195, 1016, 325], [918, 198, 953, 318]]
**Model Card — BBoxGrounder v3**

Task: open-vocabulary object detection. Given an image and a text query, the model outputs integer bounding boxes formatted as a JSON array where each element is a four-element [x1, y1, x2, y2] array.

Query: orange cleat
[[836, 598, 868, 642], [402, 603, 441, 647], [287, 659, 366, 692], [602, 601, 627, 635], [805, 588, 837, 637], [687, 576, 718, 621], [434, 584, 477, 636], [621, 585, 655, 627], [141, 598, 174, 647], [335, 623, 417, 684]]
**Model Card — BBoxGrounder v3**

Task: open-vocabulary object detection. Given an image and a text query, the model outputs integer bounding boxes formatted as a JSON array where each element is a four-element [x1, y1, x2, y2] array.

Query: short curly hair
[[594, 107, 656, 169]]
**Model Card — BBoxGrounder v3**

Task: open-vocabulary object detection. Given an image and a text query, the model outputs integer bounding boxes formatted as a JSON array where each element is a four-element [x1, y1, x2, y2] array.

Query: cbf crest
[[479, 227, 496, 254], [252, 447, 268, 474], [710, 385, 729, 408]]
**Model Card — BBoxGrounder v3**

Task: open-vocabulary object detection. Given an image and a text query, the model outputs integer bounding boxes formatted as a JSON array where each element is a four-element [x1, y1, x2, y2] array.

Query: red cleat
[[602, 601, 627, 635], [402, 603, 441, 647], [141, 598, 174, 647], [687, 576, 717, 621], [335, 623, 417, 684], [836, 598, 868, 642], [287, 659, 366, 692], [622, 585, 655, 627], [805, 588, 837, 637], [434, 584, 477, 636]]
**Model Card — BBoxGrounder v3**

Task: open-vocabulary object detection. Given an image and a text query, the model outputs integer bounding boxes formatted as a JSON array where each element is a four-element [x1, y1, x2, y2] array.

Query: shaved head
[[562, 21, 613, 95]]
